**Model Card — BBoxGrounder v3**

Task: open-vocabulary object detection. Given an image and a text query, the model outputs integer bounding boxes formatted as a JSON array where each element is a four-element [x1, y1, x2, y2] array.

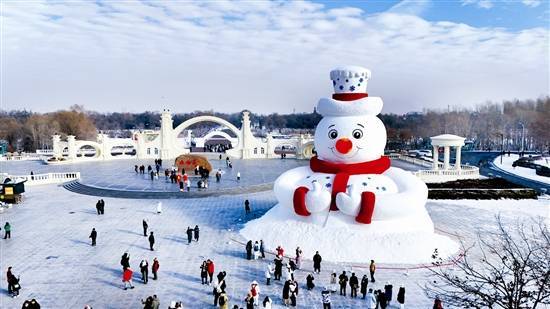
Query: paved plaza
[[0, 160, 548, 308]]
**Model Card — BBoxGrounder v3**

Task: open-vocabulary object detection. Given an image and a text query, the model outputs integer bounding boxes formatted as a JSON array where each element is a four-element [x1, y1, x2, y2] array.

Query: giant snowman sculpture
[[241, 66, 457, 264]]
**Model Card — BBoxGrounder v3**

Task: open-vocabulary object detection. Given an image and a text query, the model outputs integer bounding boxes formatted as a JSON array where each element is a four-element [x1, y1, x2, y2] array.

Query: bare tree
[[425, 216, 550, 309]]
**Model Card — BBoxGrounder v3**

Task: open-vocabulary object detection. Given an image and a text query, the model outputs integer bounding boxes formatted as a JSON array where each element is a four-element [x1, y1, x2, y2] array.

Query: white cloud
[[522, 0, 541, 7], [461, 0, 494, 9], [388, 0, 431, 16], [1, 0, 548, 115]]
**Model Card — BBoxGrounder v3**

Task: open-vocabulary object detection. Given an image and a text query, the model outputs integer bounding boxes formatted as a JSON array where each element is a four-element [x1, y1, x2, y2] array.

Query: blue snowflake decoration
[[359, 78, 364, 82], [382, 187, 386, 191], [362, 182, 368, 186], [339, 85, 344, 90], [325, 183, 332, 188], [345, 79, 349, 83], [349, 85, 356, 91]]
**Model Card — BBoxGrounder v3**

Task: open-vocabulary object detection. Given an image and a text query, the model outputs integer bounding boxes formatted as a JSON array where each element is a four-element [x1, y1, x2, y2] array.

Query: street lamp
[[518, 122, 525, 154], [496, 132, 504, 164]]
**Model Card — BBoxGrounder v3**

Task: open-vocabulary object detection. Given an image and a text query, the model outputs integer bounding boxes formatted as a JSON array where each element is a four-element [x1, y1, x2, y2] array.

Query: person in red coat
[[152, 258, 160, 280], [276, 246, 285, 257], [207, 259, 215, 284], [122, 268, 134, 290]]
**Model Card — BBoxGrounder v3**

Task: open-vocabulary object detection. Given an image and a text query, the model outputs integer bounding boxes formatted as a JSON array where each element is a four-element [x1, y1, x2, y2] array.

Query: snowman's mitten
[[306, 181, 332, 213], [293, 181, 331, 216], [355, 191, 376, 224], [335, 185, 361, 216]]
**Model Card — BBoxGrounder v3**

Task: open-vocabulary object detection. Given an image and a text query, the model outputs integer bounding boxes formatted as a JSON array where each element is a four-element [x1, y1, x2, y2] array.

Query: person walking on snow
[[384, 283, 393, 305], [3, 222, 11, 239], [200, 261, 208, 285], [260, 240, 265, 259], [339, 271, 348, 296], [89, 228, 97, 246], [6, 266, 20, 297], [369, 260, 376, 283], [207, 259, 215, 284], [262, 296, 272, 309], [186, 227, 193, 244], [148, 232, 155, 251], [306, 273, 315, 290], [349, 272, 359, 298], [274, 255, 283, 281], [152, 257, 159, 280], [265, 263, 273, 285], [313, 251, 322, 273], [121, 252, 130, 270], [244, 199, 251, 214], [122, 267, 134, 290], [321, 288, 331, 309], [194, 225, 200, 242], [366, 289, 377, 309], [237, 172, 241, 181], [295, 247, 303, 269], [250, 280, 260, 306], [360, 274, 369, 299], [253, 241, 261, 260], [276, 245, 284, 257], [142, 219, 148, 237], [140, 259, 149, 284], [397, 285, 405, 309], [246, 240, 253, 260]]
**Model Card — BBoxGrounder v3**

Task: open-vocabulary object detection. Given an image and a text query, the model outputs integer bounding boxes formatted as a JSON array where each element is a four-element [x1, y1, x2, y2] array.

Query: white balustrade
[[387, 154, 479, 183], [4, 172, 81, 186]]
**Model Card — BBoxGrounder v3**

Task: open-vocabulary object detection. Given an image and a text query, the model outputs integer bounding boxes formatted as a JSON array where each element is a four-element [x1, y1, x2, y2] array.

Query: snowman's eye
[[328, 129, 338, 139], [352, 129, 363, 139]]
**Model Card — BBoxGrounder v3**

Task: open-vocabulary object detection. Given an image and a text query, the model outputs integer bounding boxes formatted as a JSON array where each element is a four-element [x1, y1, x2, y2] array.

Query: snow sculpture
[[241, 66, 457, 263]]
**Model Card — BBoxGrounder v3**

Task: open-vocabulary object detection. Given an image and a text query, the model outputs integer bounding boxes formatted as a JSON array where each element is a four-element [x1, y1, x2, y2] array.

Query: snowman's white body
[[241, 67, 457, 263]]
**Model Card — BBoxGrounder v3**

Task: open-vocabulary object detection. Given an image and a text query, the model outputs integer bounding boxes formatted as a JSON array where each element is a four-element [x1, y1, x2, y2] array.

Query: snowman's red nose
[[335, 138, 353, 154]]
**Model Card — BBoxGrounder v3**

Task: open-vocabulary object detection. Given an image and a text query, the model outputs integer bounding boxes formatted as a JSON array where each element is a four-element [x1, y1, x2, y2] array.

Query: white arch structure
[[49, 110, 315, 163]]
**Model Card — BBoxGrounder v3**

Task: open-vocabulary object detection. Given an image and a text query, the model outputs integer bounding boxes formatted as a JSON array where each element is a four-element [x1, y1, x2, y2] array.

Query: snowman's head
[[314, 115, 386, 164]]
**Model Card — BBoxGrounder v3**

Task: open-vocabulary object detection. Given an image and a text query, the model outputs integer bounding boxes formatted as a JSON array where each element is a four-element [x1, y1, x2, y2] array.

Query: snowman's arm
[[373, 167, 428, 219], [273, 166, 312, 206]]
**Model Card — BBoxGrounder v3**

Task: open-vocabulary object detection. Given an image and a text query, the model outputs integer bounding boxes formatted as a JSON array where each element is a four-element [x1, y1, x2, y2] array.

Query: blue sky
[[1, 0, 548, 114], [318, 0, 548, 31]]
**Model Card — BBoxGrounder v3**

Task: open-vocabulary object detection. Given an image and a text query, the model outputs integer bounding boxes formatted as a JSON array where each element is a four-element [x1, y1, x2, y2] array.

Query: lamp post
[[497, 132, 504, 165], [518, 122, 525, 154]]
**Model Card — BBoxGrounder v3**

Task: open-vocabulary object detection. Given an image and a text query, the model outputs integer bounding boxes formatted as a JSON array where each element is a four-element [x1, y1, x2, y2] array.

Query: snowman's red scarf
[[309, 156, 391, 211], [293, 156, 391, 224]]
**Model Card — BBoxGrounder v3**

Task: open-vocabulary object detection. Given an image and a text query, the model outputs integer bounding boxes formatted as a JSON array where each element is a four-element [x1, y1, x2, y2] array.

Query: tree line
[[1, 97, 548, 152]]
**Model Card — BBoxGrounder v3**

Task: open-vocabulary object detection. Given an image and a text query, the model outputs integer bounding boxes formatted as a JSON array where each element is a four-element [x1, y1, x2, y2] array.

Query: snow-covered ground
[[1, 183, 548, 308], [494, 154, 550, 185]]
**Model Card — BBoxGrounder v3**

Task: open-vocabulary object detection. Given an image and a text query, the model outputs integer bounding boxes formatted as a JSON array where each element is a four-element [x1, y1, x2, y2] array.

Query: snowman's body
[[241, 66, 457, 263]]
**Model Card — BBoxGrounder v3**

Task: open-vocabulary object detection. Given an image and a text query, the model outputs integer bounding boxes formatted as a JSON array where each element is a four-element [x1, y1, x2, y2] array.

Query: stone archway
[[75, 141, 102, 158], [173, 116, 241, 149], [301, 142, 316, 159]]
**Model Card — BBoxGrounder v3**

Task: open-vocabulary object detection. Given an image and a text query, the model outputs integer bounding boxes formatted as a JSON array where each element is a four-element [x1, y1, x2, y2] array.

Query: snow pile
[[241, 203, 458, 264], [494, 155, 550, 185]]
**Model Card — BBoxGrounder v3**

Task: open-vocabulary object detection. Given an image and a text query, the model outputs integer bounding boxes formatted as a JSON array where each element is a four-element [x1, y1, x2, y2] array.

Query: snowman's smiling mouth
[[330, 146, 362, 159]]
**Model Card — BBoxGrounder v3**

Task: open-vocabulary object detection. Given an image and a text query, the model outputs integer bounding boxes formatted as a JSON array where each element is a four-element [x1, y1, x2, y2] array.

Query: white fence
[[4, 172, 81, 186], [0, 153, 43, 161], [388, 153, 480, 183]]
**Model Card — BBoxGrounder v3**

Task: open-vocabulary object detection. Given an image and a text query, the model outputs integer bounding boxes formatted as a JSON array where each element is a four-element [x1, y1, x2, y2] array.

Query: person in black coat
[[349, 273, 359, 298], [244, 199, 251, 214], [313, 251, 322, 273], [397, 286, 405, 308], [384, 283, 393, 305], [120, 252, 130, 270], [99, 199, 105, 214], [282, 280, 291, 306], [306, 273, 315, 290], [274, 256, 283, 280], [377, 289, 388, 309], [186, 227, 193, 244], [194, 225, 200, 242], [142, 220, 148, 237], [360, 274, 369, 299], [89, 228, 97, 246], [338, 271, 348, 296], [95, 200, 101, 215], [148, 232, 155, 251], [246, 240, 253, 260]]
